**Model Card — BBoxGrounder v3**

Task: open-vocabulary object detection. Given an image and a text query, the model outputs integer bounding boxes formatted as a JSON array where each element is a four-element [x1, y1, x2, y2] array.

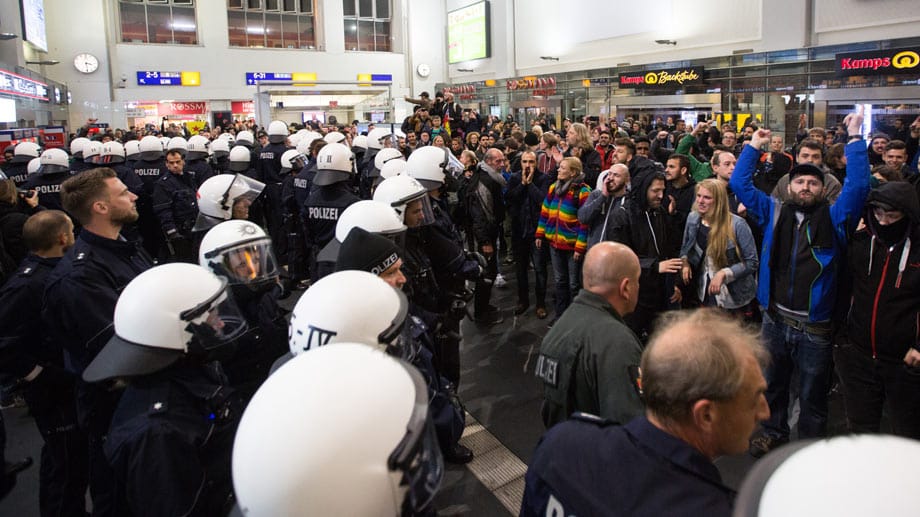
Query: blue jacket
[[729, 141, 870, 321]]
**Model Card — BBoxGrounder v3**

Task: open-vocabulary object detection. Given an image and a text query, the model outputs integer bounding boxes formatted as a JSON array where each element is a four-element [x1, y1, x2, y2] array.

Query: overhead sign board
[[136, 71, 201, 86], [618, 67, 704, 89], [0, 68, 48, 100], [835, 47, 920, 77]]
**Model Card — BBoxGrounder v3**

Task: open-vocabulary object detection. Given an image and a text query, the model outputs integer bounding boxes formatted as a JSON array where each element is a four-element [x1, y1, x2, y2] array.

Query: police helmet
[[167, 136, 188, 157], [27, 157, 41, 175], [316, 200, 407, 264], [124, 140, 140, 159], [734, 435, 920, 517], [379, 158, 407, 181], [296, 131, 322, 155], [323, 131, 346, 145], [69, 137, 90, 159], [374, 147, 404, 173], [228, 145, 252, 172], [268, 120, 289, 144], [288, 270, 410, 357], [313, 142, 354, 186], [210, 138, 231, 158], [83, 141, 103, 165], [287, 132, 303, 149], [373, 175, 433, 225], [199, 220, 280, 288], [193, 173, 265, 231], [232, 344, 442, 516], [38, 148, 71, 175], [12, 142, 41, 164], [367, 127, 394, 150], [138, 135, 164, 161], [217, 133, 236, 146], [236, 130, 255, 148], [186, 135, 210, 160], [280, 149, 307, 174], [352, 134, 368, 150], [82, 263, 248, 383], [100, 141, 127, 164], [158, 136, 170, 151], [406, 146, 450, 190]]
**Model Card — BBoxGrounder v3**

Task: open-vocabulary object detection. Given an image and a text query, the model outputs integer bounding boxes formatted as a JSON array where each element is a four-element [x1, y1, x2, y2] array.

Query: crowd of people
[[0, 95, 917, 515]]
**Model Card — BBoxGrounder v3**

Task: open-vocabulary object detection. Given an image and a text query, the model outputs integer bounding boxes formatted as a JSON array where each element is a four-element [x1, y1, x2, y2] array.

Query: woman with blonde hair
[[563, 122, 602, 185], [680, 178, 759, 312]]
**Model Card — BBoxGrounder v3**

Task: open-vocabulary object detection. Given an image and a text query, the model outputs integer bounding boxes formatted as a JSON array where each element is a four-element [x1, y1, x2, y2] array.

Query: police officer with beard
[[153, 150, 199, 262], [302, 142, 360, 282], [24, 149, 71, 212], [132, 135, 169, 257], [257, 121, 291, 263], [199, 220, 288, 403], [82, 263, 247, 517]]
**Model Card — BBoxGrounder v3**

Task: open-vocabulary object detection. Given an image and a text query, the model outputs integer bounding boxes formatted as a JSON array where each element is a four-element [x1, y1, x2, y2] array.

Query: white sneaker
[[494, 273, 507, 287]]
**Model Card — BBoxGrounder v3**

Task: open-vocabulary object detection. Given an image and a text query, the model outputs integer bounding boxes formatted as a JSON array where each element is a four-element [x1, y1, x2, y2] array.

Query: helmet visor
[[398, 194, 434, 228], [445, 150, 464, 178], [207, 238, 280, 285], [388, 365, 443, 515], [226, 173, 265, 208], [181, 284, 249, 351]]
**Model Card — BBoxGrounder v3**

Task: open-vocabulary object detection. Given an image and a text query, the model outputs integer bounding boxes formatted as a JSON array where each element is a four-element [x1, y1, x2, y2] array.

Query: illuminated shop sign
[[137, 71, 201, 86], [0, 69, 48, 100], [835, 48, 920, 77], [618, 68, 703, 88]]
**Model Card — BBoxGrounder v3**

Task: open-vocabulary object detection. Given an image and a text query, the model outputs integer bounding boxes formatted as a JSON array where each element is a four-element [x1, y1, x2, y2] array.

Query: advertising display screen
[[21, 0, 47, 51], [448, 1, 490, 64]]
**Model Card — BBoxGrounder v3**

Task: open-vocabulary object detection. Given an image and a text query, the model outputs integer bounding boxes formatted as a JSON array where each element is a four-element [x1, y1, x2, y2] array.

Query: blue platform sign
[[245, 72, 293, 85], [136, 71, 182, 86]]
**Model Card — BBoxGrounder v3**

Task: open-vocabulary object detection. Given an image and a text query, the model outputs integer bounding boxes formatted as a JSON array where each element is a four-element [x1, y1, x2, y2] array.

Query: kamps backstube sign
[[618, 67, 703, 89], [835, 47, 920, 77]]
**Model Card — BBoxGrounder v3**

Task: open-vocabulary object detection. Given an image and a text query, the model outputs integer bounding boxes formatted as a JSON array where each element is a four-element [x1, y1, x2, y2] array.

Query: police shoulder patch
[[534, 353, 559, 388]]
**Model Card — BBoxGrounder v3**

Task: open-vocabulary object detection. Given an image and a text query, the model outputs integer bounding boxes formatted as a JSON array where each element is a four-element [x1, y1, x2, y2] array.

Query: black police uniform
[[23, 171, 69, 212], [69, 158, 92, 175], [186, 158, 215, 189], [521, 415, 736, 517], [105, 361, 239, 517], [132, 157, 168, 257], [105, 163, 144, 196], [152, 171, 199, 262], [292, 157, 316, 209], [302, 183, 359, 282], [280, 166, 308, 283], [257, 142, 289, 261], [358, 148, 379, 200], [0, 255, 89, 516], [4, 161, 30, 187], [43, 230, 153, 517]]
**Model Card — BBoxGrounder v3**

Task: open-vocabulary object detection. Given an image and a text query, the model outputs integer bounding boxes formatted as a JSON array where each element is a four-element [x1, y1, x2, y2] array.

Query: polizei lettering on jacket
[[294, 178, 308, 189], [136, 168, 162, 176], [260, 152, 275, 160], [33, 184, 62, 194], [307, 207, 339, 220]]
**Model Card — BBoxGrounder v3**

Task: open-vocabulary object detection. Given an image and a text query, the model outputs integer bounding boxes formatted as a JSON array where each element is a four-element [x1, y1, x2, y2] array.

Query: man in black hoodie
[[506, 150, 552, 318], [608, 170, 683, 340], [839, 181, 920, 438]]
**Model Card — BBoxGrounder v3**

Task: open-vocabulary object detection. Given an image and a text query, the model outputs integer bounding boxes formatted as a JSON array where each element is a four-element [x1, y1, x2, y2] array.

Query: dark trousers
[[834, 343, 920, 438], [512, 237, 549, 309], [22, 377, 89, 517], [263, 183, 287, 264], [75, 383, 123, 517], [473, 239, 498, 315]]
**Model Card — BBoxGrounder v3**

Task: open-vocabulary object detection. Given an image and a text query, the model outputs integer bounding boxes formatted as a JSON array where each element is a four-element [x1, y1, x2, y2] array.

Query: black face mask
[[873, 216, 909, 245]]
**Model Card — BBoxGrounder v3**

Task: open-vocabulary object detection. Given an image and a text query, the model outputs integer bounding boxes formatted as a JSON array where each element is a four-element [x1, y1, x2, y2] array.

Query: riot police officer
[[279, 149, 309, 285], [291, 136, 325, 210], [123, 139, 140, 170], [166, 136, 187, 158], [359, 127, 394, 197], [209, 138, 232, 174], [152, 150, 198, 262], [365, 147, 404, 198], [302, 142, 360, 282], [82, 263, 247, 517], [98, 140, 144, 196], [132, 135, 168, 257], [192, 173, 265, 233], [185, 134, 215, 188], [68, 137, 92, 174], [24, 148, 71, 212], [257, 120, 291, 263], [5, 141, 41, 187]]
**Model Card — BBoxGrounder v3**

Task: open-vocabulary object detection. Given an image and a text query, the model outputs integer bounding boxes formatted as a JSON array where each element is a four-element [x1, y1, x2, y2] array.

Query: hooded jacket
[[847, 181, 920, 362]]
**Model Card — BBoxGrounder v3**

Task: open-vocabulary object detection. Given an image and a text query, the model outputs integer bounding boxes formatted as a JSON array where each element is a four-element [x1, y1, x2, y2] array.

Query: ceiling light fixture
[[655, 39, 677, 46], [540, 56, 560, 61]]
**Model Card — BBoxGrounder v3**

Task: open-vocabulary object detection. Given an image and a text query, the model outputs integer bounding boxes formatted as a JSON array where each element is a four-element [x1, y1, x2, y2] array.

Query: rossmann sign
[[618, 68, 703, 89], [835, 48, 920, 77]]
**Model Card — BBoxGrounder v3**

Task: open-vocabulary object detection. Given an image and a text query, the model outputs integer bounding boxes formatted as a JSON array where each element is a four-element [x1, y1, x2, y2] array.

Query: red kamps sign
[[835, 48, 920, 77], [158, 101, 207, 115], [231, 101, 255, 114]]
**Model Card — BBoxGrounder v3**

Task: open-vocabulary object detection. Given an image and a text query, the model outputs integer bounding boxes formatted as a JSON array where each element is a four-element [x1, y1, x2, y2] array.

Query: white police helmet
[[379, 158, 407, 181], [323, 131, 346, 144], [268, 120, 289, 144], [210, 138, 230, 158], [280, 149, 308, 175], [232, 344, 443, 516], [38, 148, 70, 175], [186, 135, 210, 160], [236, 130, 255, 148], [405, 146, 450, 190], [27, 157, 41, 175], [217, 133, 236, 146], [367, 127, 394, 150], [373, 175, 433, 225], [288, 270, 409, 356], [82, 263, 248, 383], [124, 140, 140, 159], [69, 137, 90, 159], [734, 435, 920, 517], [138, 135, 164, 161], [313, 142, 354, 186], [296, 131, 322, 155], [100, 141, 127, 164], [158, 136, 170, 151], [374, 147, 404, 172], [83, 140, 103, 165], [352, 134, 368, 150], [193, 173, 265, 231], [228, 145, 252, 172], [287, 132, 303, 149], [199, 220, 280, 287], [167, 136, 188, 156], [315, 200, 407, 265], [12, 141, 41, 164]]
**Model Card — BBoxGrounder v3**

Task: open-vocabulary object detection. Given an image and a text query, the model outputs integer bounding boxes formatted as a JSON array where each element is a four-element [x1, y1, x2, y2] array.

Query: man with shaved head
[[535, 242, 644, 429], [522, 309, 770, 517]]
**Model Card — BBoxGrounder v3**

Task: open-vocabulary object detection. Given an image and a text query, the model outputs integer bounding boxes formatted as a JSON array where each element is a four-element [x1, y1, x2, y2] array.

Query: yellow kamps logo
[[892, 50, 920, 69], [644, 72, 658, 84]]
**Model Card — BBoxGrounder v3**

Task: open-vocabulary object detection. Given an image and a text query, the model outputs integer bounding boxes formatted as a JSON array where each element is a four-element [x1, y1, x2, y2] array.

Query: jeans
[[549, 246, 580, 318], [834, 342, 920, 438], [512, 237, 549, 308], [761, 311, 834, 440]]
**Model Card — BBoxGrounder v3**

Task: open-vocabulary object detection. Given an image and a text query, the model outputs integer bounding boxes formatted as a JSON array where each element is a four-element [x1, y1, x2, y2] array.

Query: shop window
[[118, 0, 199, 45], [228, 0, 316, 49], [343, 0, 391, 52]]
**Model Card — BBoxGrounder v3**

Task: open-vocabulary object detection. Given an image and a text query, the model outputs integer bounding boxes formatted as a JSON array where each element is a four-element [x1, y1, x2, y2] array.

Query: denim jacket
[[680, 211, 759, 309]]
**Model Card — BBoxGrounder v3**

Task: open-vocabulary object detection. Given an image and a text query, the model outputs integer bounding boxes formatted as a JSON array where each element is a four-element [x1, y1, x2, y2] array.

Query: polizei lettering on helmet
[[307, 207, 339, 220]]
